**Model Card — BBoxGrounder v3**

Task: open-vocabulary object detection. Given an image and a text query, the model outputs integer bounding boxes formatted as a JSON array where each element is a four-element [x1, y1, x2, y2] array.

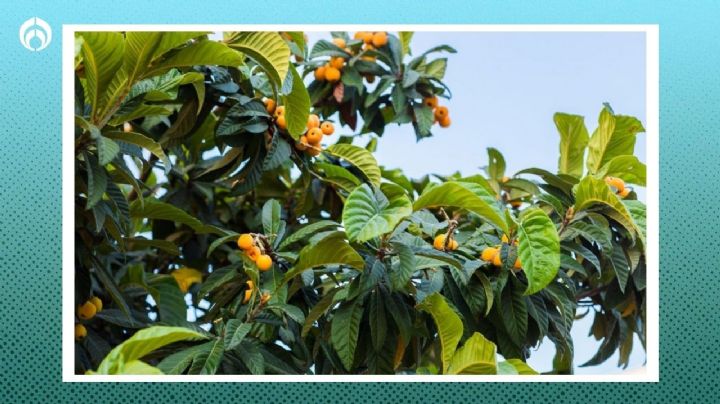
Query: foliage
[[74, 31, 646, 375]]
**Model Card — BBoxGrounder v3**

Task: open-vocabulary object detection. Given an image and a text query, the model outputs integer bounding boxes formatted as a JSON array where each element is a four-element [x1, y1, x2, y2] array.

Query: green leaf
[[315, 162, 362, 192], [517, 207, 561, 295], [196, 265, 238, 300], [390, 242, 417, 291], [342, 183, 412, 242], [624, 200, 647, 248], [96, 326, 207, 374], [78, 32, 125, 122], [282, 64, 311, 138], [369, 290, 387, 351], [278, 220, 340, 251], [562, 220, 612, 252], [399, 32, 414, 56], [188, 337, 224, 375], [302, 287, 344, 337], [331, 299, 364, 371], [206, 233, 241, 258], [498, 279, 528, 346], [499, 359, 539, 375], [157, 341, 213, 375], [413, 104, 434, 137], [97, 136, 120, 165], [423, 58, 447, 80], [119, 360, 163, 375], [447, 332, 497, 375], [596, 155, 646, 186], [104, 131, 171, 174], [586, 107, 645, 173], [224, 320, 252, 350], [554, 113, 589, 178], [309, 39, 352, 59], [487, 148, 506, 181], [573, 175, 644, 245], [417, 293, 463, 374], [129, 197, 213, 234], [84, 154, 107, 209], [226, 32, 291, 90], [325, 144, 382, 186], [283, 232, 364, 283], [413, 181, 508, 234], [144, 39, 244, 78], [262, 199, 283, 246]]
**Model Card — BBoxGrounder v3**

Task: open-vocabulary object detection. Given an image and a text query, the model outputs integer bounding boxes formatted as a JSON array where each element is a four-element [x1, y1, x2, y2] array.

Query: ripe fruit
[[449, 239, 459, 250], [260, 292, 272, 305], [325, 66, 341, 82], [510, 200, 522, 209], [237, 233, 254, 250], [257, 254, 273, 271], [492, 252, 502, 267], [274, 105, 285, 118], [355, 31, 373, 44], [618, 188, 631, 198], [276, 115, 287, 130], [307, 147, 322, 157], [332, 37, 346, 48], [123, 122, 132, 133], [242, 289, 252, 304], [320, 121, 335, 135], [306, 127, 323, 144], [434, 106, 449, 120], [604, 176, 626, 193], [433, 234, 447, 250], [75, 324, 87, 341], [89, 296, 103, 312], [314, 65, 327, 81], [78, 301, 97, 320], [296, 136, 309, 151], [330, 57, 345, 70], [264, 98, 276, 115], [247, 246, 262, 261], [307, 114, 320, 129], [372, 31, 388, 47], [513, 258, 522, 269], [424, 96, 438, 109], [481, 247, 498, 262], [439, 115, 451, 128]]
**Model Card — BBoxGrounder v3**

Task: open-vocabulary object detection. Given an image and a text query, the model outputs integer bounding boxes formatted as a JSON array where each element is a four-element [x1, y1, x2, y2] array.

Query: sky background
[[307, 31, 648, 374]]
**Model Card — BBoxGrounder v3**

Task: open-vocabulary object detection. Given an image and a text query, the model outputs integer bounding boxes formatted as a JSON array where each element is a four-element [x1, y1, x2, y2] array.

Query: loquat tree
[[73, 30, 646, 375]]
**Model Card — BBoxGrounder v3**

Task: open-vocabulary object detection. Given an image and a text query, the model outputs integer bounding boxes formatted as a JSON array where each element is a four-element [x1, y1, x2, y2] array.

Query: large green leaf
[[157, 341, 214, 375], [624, 200, 647, 248], [145, 40, 244, 77], [417, 293, 463, 374], [78, 32, 125, 122], [498, 279, 528, 346], [573, 175, 644, 245], [302, 287, 345, 337], [586, 107, 645, 173], [596, 155, 647, 186], [447, 332, 497, 375], [342, 183, 412, 242], [129, 198, 212, 233], [413, 181, 508, 233], [95, 326, 207, 374], [498, 358, 539, 375], [277, 220, 340, 251], [331, 299, 364, 371], [262, 199, 283, 246], [555, 113, 589, 178], [325, 144, 382, 186], [283, 232, 364, 283], [104, 131, 171, 174], [282, 64, 311, 139], [226, 32, 291, 89], [517, 208, 561, 295], [188, 337, 224, 375]]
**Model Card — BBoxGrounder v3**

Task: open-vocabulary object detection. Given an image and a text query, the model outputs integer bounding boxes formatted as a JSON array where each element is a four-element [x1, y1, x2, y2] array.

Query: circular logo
[[19, 17, 52, 52]]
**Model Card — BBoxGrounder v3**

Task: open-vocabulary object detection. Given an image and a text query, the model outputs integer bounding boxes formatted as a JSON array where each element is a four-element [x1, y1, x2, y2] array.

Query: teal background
[[0, 0, 717, 402]]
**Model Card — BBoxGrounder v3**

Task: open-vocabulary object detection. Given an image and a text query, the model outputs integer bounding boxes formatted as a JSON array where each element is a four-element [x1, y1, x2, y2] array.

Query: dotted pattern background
[[1, 1, 718, 402]]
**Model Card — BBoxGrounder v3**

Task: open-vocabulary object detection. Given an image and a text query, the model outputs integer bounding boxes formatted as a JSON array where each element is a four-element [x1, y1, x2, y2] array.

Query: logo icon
[[19, 17, 52, 52]]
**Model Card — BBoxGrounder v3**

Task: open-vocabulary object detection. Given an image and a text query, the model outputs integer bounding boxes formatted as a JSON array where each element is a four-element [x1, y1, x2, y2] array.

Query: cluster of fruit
[[295, 114, 335, 157], [237, 233, 273, 271], [75, 296, 103, 341], [605, 176, 631, 198], [314, 32, 388, 84], [481, 235, 522, 269], [423, 95, 451, 128], [433, 233, 459, 251]]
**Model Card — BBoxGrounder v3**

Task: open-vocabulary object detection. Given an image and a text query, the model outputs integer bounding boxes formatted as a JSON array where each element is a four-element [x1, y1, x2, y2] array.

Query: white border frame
[[62, 24, 659, 383]]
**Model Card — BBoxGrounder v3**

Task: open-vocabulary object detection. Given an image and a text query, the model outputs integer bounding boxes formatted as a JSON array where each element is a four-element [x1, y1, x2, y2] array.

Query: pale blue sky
[[307, 31, 647, 374]]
